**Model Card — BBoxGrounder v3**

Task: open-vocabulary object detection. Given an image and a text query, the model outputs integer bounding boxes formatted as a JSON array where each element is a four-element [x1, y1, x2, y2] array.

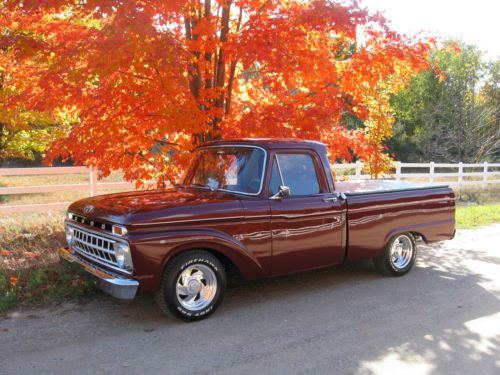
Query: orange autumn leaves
[[0, 1, 432, 182]]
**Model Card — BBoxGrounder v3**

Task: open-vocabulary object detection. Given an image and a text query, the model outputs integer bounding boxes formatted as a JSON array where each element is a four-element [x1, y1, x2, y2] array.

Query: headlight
[[67, 212, 74, 220], [65, 227, 74, 246], [114, 242, 131, 269]]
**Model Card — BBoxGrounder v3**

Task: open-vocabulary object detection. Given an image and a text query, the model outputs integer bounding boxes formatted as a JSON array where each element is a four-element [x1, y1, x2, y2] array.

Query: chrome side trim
[[129, 206, 346, 227], [191, 144, 268, 197], [129, 215, 249, 226], [342, 185, 450, 196], [348, 197, 455, 214]]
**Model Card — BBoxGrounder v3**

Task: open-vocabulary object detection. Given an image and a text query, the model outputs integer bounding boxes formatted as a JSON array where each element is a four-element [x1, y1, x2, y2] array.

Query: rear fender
[[383, 219, 455, 246]]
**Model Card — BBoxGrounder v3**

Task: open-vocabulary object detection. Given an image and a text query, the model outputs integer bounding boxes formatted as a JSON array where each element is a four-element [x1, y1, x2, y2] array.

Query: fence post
[[89, 168, 98, 197], [458, 162, 463, 190], [355, 161, 362, 179], [483, 162, 488, 187], [395, 161, 401, 182], [429, 162, 435, 183]]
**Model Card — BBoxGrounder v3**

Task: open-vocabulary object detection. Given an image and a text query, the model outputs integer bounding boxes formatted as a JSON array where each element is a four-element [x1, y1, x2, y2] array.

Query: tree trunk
[[0, 121, 5, 165], [212, 1, 232, 130], [187, 1, 235, 144], [225, 7, 242, 114], [204, 0, 213, 90]]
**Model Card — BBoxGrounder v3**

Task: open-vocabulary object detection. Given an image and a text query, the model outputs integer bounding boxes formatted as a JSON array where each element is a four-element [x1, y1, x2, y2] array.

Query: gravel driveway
[[1, 225, 499, 375]]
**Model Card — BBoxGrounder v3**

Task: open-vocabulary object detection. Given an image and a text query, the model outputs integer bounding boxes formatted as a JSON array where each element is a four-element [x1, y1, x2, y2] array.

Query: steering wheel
[[248, 178, 261, 193]]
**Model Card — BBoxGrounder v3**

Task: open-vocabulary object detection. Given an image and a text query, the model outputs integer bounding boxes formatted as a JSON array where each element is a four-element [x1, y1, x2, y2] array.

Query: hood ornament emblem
[[83, 205, 95, 214]]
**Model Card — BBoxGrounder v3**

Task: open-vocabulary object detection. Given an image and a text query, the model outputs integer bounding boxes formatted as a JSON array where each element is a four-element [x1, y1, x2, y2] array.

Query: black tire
[[155, 250, 226, 322], [373, 233, 416, 277]]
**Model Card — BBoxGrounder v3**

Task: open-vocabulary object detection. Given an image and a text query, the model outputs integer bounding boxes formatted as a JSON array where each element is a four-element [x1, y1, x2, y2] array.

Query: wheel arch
[[168, 245, 242, 279], [384, 227, 421, 247], [161, 239, 264, 281], [410, 231, 427, 243]]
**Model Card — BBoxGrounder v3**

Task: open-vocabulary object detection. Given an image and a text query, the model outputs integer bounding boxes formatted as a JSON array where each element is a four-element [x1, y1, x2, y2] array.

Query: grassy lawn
[[0, 263, 97, 313], [455, 203, 500, 229], [0, 212, 98, 314]]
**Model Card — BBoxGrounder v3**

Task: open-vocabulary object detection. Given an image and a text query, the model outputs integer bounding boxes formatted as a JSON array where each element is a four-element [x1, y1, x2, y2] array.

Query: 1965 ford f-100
[[60, 139, 455, 321]]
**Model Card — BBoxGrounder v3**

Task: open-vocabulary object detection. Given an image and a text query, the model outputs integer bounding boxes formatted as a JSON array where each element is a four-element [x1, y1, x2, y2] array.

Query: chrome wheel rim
[[390, 235, 414, 270], [176, 264, 217, 311]]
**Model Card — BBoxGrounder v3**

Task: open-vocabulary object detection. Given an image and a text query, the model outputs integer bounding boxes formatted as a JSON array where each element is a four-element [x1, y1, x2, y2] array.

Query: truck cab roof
[[196, 138, 327, 151]]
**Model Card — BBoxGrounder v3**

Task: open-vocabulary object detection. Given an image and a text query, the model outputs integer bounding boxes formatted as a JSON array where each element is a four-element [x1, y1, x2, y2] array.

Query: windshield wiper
[[188, 183, 216, 192]]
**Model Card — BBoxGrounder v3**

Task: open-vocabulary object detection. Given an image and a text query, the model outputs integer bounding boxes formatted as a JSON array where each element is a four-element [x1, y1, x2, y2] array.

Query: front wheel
[[373, 233, 416, 277], [155, 250, 226, 321]]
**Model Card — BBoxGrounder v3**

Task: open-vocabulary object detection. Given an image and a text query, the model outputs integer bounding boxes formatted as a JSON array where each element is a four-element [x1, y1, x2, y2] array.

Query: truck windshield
[[184, 146, 266, 195]]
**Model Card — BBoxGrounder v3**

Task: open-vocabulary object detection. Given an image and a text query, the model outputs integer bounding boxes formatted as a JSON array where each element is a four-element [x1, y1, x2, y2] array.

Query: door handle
[[323, 197, 338, 203], [323, 193, 346, 203]]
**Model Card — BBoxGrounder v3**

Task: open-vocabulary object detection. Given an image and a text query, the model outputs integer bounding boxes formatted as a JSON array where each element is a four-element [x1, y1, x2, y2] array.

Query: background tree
[[389, 41, 500, 163], [477, 60, 500, 161], [0, 0, 432, 183]]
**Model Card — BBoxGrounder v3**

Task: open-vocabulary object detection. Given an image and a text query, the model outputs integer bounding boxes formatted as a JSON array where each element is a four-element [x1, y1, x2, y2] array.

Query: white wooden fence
[[333, 161, 500, 187], [0, 167, 134, 214], [1, 162, 499, 214]]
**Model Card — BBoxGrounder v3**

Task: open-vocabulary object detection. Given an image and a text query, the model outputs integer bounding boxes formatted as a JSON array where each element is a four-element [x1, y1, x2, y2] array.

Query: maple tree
[[0, 0, 433, 183]]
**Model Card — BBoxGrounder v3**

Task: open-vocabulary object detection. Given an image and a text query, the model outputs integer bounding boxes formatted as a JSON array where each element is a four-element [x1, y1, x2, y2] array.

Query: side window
[[269, 157, 283, 196], [277, 153, 320, 196]]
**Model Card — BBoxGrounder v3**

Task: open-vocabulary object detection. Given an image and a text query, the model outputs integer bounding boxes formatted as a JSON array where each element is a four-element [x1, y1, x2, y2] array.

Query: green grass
[[456, 203, 500, 229], [0, 211, 98, 314], [0, 263, 98, 314]]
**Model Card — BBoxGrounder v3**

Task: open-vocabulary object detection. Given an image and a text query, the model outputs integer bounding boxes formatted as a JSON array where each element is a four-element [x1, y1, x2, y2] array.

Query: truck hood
[[68, 187, 243, 226]]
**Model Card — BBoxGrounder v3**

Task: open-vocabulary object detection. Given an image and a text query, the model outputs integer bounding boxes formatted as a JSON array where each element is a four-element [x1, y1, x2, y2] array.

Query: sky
[[361, 0, 500, 61]]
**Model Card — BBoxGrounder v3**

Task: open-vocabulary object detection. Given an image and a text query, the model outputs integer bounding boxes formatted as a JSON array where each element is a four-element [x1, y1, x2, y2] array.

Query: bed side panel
[[345, 187, 455, 262]]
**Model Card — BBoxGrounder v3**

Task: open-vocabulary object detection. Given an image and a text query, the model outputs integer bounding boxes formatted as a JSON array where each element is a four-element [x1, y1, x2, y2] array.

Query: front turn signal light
[[112, 225, 128, 236]]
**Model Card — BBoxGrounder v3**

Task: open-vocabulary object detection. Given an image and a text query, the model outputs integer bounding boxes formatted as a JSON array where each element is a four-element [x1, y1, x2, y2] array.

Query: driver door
[[268, 151, 346, 275]]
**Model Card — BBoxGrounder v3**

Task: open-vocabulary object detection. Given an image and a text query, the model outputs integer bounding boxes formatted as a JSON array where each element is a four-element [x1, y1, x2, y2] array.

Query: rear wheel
[[373, 233, 416, 277], [155, 250, 226, 321]]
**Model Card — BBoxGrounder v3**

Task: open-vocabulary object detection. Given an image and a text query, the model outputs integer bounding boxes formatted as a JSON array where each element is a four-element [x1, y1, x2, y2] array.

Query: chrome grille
[[70, 226, 119, 269]]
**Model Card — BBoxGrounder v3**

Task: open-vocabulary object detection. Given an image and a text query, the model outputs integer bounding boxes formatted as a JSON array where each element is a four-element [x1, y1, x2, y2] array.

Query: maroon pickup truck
[[60, 139, 455, 321]]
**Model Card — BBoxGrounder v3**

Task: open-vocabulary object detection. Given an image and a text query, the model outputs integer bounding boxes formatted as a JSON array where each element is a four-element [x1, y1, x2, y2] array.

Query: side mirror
[[279, 185, 290, 197], [270, 185, 290, 200]]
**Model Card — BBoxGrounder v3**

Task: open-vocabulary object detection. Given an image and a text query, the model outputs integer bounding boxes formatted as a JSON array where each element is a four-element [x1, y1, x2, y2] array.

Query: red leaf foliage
[[0, 0, 433, 182]]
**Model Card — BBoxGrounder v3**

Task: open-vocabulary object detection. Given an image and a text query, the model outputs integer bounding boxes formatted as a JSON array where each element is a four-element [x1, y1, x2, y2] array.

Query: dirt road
[[1, 225, 499, 374]]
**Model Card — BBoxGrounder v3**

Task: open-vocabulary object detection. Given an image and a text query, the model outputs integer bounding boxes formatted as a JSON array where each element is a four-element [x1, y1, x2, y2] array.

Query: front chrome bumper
[[59, 248, 139, 300]]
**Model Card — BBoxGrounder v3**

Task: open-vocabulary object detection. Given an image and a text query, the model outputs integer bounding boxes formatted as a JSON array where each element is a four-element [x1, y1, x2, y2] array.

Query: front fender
[[128, 229, 264, 294]]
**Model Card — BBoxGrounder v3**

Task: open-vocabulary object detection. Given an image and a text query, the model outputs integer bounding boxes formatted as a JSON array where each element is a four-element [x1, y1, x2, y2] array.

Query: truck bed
[[335, 180, 456, 263]]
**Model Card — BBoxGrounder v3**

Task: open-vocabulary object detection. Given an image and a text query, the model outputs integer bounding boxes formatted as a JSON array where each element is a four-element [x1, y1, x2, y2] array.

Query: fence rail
[[0, 167, 135, 214], [1, 162, 499, 214], [332, 161, 500, 186]]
